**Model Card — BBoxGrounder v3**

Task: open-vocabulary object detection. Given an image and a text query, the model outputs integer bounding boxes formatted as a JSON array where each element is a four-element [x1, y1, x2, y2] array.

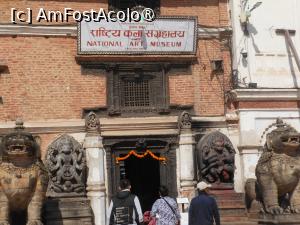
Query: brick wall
[[0, 36, 106, 120], [0, 0, 231, 120], [161, 0, 228, 27]]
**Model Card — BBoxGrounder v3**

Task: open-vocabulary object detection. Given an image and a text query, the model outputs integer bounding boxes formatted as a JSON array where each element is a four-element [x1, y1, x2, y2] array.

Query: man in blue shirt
[[188, 181, 220, 225]]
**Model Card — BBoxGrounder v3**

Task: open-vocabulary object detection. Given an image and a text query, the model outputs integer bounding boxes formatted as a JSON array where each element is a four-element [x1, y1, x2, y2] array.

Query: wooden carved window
[[107, 64, 169, 116], [122, 79, 150, 108], [109, 0, 160, 14]]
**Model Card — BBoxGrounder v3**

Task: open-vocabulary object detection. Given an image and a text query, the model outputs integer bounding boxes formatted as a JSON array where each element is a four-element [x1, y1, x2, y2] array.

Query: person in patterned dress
[[151, 186, 181, 225]]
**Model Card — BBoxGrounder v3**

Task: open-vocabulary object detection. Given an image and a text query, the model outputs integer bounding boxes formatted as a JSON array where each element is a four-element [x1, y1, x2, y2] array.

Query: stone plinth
[[44, 197, 93, 225], [256, 214, 300, 225]]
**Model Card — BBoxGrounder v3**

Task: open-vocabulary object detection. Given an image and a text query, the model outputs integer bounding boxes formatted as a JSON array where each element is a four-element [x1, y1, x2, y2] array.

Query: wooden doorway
[[105, 138, 178, 212], [116, 151, 161, 211]]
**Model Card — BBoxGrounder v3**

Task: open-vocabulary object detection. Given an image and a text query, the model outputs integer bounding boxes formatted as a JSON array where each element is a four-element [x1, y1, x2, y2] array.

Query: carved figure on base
[[245, 118, 300, 215], [196, 131, 235, 185], [46, 134, 86, 197], [0, 119, 48, 225], [44, 135, 93, 225]]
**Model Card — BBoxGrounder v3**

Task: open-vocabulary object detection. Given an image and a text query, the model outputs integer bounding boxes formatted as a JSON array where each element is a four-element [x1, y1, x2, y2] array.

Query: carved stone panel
[[85, 111, 100, 133], [46, 134, 86, 197], [178, 111, 192, 130], [196, 131, 236, 187]]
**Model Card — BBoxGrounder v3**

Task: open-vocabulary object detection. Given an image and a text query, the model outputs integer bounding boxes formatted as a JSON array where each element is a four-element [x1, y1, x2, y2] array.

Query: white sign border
[[77, 16, 198, 55]]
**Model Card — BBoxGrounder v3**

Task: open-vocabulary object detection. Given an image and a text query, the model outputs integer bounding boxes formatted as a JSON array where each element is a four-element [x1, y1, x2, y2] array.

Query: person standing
[[188, 181, 220, 225], [151, 186, 181, 225], [108, 179, 143, 225]]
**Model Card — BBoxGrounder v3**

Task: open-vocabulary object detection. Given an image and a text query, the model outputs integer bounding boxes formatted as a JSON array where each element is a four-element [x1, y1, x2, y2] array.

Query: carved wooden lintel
[[103, 136, 178, 149]]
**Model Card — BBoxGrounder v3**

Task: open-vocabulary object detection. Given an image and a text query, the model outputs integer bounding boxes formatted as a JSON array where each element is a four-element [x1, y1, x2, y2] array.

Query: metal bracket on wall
[[276, 29, 300, 72]]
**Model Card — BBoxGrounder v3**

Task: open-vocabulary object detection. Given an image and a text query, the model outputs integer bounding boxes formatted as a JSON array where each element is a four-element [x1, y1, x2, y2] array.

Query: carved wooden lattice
[[108, 65, 168, 115], [122, 80, 150, 108]]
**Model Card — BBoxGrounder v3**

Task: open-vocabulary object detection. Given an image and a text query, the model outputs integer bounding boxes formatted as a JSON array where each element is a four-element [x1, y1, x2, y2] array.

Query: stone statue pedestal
[[44, 197, 93, 225], [256, 214, 300, 225]]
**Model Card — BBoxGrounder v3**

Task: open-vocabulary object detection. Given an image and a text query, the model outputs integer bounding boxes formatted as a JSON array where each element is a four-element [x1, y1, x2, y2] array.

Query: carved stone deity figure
[[46, 135, 86, 197], [178, 111, 192, 130], [0, 119, 48, 225], [245, 118, 300, 215], [85, 111, 100, 134], [196, 131, 235, 185]]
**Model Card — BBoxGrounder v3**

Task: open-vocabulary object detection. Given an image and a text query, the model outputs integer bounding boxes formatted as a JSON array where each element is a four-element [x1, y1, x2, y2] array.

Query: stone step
[[217, 200, 246, 208], [219, 207, 247, 213], [219, 210, 247, 218], [221, 216, 256, 223], [215, 197, 245, 203], [220, 214, 249, 220], [209, 190, 253, 224], [212, 193, 245, 200], [211, 189, 244, 195], [222, 222, 257, 225]]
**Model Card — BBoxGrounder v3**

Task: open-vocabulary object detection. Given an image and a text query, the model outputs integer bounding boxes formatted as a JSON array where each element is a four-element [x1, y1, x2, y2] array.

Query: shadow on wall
[[285, 38, 299, 88]]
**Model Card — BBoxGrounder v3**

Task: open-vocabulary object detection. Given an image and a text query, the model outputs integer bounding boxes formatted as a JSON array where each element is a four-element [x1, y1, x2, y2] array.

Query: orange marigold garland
[[116, 150, 166, 164]]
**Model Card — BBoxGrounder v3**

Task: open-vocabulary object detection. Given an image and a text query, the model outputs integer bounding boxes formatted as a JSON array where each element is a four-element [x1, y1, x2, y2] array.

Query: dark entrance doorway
[[105, 138, 178, 213], [122, 154, 160, 211]]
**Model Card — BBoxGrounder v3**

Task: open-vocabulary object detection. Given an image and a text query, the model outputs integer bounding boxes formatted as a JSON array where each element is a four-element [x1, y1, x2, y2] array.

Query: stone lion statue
[[0, 119, 48, 225], [245, 118, 300, 215]]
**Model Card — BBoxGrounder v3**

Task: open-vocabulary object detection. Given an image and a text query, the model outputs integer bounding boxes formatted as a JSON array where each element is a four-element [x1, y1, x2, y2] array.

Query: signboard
[[176, 197, 189, 204], [78, 17, 197, 55]]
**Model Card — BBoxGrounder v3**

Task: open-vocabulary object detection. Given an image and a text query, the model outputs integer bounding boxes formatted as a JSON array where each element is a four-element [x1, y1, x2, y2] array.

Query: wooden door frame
[[104, 137, 178, 201]]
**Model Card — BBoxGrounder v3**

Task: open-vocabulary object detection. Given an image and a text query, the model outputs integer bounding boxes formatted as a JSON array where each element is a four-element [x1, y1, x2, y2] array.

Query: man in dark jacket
[[188, 181, 220, 225], [107, 179, 143, 225]]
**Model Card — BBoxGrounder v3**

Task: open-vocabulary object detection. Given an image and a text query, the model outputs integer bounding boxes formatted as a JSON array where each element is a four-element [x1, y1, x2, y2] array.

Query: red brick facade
[[0, 0, 231, 121]]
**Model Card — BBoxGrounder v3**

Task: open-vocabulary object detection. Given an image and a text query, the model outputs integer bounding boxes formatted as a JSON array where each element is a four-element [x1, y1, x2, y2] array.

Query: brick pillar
[[83, 112, 106, 225]]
